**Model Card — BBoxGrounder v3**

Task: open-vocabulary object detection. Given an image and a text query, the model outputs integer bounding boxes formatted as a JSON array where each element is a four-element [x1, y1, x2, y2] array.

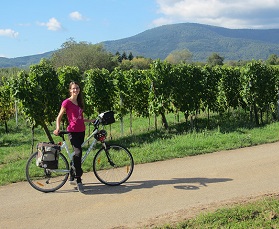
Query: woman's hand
[[53, 129, 60, 136]]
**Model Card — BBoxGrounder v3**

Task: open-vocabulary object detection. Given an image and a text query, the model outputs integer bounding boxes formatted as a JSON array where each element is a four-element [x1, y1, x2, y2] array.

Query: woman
[[53, 81, 94, 193]]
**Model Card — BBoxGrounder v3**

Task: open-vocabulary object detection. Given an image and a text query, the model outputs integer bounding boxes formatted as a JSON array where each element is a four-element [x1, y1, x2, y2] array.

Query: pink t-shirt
[[62, 99, 85, 132]]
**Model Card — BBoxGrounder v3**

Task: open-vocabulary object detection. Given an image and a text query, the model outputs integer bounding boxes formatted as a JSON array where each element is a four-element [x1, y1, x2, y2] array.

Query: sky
[[1, 0, 279, 58]]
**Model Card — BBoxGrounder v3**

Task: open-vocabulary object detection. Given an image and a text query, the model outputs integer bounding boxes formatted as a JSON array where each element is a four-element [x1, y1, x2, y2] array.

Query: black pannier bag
[[36, 142, 61, 169], [99, 111, 115, 125]]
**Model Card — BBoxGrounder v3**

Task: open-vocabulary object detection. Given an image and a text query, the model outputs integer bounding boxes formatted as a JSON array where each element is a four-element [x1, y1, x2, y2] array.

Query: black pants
[[68, 131, 85, 178]]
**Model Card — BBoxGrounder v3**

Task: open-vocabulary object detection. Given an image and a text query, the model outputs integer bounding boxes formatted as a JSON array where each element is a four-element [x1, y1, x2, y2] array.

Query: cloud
[[18, 23, 31, 27], [38, 17, 62, 31], [154, 0, 279, 29], [69, 11, 84, 21], [0, 29, 19, 38]]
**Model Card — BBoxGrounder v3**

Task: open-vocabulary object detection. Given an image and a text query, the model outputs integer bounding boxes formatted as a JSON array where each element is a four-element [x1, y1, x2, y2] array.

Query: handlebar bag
[[99, 111, 115, 125], [36, 142, 61, 169]]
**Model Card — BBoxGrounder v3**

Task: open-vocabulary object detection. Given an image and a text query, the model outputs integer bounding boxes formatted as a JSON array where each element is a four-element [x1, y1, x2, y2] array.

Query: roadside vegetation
[[1, 41, 279, 228], [1, 111, 279, 228], [2, 110, 279, 186], [156, 195, 279, 228]]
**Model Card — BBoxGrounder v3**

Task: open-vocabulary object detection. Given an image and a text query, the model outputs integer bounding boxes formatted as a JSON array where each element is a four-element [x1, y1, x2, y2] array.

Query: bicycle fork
[[102, 143, 116, 167]]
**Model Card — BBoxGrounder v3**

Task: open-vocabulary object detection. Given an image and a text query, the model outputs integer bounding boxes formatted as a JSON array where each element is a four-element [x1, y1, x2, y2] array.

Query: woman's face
[[70, 83, 80, 96]]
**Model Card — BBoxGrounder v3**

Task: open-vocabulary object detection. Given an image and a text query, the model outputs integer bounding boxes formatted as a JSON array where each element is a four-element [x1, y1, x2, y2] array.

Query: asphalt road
[[1, 142, 279, 228]]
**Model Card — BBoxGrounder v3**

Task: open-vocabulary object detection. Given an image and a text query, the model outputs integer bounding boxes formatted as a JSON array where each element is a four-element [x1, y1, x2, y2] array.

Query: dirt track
[[1, 142, 279, 228]]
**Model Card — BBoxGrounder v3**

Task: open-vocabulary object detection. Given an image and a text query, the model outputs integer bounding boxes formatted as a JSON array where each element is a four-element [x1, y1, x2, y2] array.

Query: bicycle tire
[[93, 144, 134, 186], [25, 152, 69, 193]]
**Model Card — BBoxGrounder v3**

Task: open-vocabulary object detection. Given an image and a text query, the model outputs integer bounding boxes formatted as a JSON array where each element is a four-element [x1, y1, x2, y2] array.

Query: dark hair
[[69, 81, 84, 110]]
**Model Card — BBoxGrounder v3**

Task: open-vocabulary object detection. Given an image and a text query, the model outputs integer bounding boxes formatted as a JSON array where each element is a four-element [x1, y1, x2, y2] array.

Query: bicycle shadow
[[82, 177, 233, 195]]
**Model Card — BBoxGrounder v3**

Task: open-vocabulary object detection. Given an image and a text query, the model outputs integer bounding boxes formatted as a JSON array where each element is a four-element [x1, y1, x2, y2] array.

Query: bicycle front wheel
[[93, 144, 134, 186], [26, 152, 69, 193]]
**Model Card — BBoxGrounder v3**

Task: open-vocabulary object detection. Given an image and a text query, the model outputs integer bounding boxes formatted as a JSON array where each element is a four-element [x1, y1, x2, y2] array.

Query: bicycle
[[25, 111, 134, 193]]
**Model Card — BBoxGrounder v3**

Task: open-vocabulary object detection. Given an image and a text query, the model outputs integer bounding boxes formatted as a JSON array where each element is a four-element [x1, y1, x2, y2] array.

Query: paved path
[[1, 142, 279, 228]]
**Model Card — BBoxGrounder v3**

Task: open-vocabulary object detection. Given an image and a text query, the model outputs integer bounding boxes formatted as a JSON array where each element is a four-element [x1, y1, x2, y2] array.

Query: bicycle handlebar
[[56, 117, 101, 138], [58, 130, 69, 136], [93, 118, 100, 127], [55, 111, 110, 140]]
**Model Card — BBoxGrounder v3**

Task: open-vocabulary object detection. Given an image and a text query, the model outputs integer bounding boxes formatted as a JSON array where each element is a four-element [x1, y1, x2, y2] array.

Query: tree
[[207, 53, 224, 66], [115, 51, 122, 63], [165, 49, 193, 64], [121, 52, 127, 60], [240, 61, 277, 125], [201, 65, 222, 123], [56, 66, 83, 129], [51, 38, 118, 73], [149, 60, 174, 129], [171, 64, 203, 127], [119, 57, 152, 70], [83, 68, 116, 116], [218, 67, 243, 112], [118, 60, 134, 70], [57, 66, 82, 101], [0, 76, 14, 133], [130, 57, 152, 70], [111, 68, 128, 124], [128, 52, 134, 61], [266, 54, 279, 65], [114, 69, 150, 134], [131, 70, 150, 118], [111, 68, 150, 134], [12, 59, 60, 142]]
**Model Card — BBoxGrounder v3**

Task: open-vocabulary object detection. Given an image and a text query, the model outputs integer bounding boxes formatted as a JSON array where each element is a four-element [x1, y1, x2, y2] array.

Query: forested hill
[[0, 51, 53, 68], [103, 23, 279, 61], [1, 23, 279, 68]]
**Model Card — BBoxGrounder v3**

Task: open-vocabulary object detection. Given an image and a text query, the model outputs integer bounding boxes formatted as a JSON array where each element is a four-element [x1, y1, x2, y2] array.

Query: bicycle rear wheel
[[93, 144, 134, 186], [26, 152, 69, 192]]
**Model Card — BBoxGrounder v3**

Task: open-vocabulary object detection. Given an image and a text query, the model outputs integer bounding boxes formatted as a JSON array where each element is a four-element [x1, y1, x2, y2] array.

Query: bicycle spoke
[[93, 144, 134, 186], [26, 152, 70, 192]]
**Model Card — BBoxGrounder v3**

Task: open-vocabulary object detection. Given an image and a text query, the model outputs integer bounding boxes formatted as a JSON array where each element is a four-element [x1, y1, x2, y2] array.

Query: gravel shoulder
[[1, 142, 279, 228]]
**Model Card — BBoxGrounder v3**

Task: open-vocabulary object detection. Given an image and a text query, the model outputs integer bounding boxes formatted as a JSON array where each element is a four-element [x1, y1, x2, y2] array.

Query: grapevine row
[[1, 59, 279, 141]]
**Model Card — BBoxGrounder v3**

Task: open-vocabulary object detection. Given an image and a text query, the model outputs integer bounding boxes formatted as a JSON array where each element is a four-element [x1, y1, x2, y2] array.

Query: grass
[[157, 195, 279, 228], [1, 111, 279, 228], [2, 112, 279, 185]]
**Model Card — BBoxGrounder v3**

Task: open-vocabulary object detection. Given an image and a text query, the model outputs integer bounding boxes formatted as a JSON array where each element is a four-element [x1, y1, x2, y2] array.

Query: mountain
[[0, 51, 54, 68], [1, 23, 279, 68], [102, 23, 279, 61]]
